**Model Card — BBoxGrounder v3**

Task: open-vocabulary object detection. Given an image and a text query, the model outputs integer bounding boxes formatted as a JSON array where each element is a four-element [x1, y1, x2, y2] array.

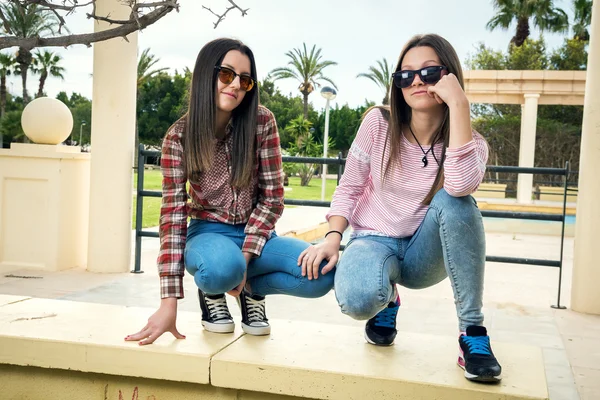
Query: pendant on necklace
[[422, 156, 428, 167]]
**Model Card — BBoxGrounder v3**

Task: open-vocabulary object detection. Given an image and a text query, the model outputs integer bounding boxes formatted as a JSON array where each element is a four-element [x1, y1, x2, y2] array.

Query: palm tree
[[357, 58, 393, 105], [572, 0, 593, 41], [32, 50, 65, 98], [486, 0, 569, 47], [134, 48, 168, 167], [137, 48, 169, 87], [269, 44, 337, 119], [0, 53, 17, 118], [285, 116, 322, 186], [0, 2, 58, 104]]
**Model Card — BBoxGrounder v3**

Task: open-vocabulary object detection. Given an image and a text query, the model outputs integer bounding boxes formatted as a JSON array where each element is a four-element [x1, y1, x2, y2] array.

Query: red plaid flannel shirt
[[158, 106, 284, 298]]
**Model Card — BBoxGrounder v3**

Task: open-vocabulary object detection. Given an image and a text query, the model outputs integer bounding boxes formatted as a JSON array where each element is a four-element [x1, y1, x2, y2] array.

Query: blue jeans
[[334, 189, 485, 331], [184, 219, 334, 298]]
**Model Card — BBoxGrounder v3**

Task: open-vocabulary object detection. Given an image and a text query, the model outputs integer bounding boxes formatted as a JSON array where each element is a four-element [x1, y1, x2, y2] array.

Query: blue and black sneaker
[[458, 325, 502, 383], [364, 293, 400, 346]]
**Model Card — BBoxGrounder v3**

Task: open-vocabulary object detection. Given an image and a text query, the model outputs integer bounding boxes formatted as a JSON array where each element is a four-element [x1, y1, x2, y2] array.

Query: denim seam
[[429, 203, 464, 322], [249, 251, 306, 295], [378, 253, 397, 305], [249, 277, 305, 297]]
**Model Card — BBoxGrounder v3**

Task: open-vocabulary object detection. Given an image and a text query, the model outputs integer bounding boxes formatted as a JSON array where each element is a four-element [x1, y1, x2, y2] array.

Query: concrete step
[[0, 295, 548, 400]]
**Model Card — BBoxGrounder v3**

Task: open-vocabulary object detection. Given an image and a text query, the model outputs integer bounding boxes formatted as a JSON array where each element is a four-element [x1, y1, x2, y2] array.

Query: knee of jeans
[[305, 271, 335, 298], [338, 294, 383, 320], [194, 262, 245, 295], [430, 188, 478, 217]]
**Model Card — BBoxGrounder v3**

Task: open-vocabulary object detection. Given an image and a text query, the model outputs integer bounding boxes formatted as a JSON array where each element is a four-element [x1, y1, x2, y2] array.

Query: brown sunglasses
[[214, 65, 255, 92]]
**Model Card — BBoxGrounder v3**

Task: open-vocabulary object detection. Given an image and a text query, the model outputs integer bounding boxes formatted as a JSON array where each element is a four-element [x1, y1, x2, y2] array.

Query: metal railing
[[133, 145, 571, 309]]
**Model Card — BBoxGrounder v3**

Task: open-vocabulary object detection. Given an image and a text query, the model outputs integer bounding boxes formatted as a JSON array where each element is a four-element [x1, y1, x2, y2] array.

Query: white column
[[516, 93, 539, 204], [87, 0, 138, 273], [572, 0, 600, 314]]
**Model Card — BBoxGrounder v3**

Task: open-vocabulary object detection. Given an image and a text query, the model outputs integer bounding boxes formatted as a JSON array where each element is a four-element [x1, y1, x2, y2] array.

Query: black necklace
[[408, 125, 439, 167]]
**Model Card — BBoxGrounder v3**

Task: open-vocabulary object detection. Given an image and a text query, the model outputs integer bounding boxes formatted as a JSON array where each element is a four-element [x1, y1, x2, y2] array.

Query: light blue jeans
[[334, 189, 486, 331], [184, 219, 334, 298]]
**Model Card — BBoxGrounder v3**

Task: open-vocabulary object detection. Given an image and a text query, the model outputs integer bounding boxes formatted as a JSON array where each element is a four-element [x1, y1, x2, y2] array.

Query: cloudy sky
[[6, 0, 576, 111]]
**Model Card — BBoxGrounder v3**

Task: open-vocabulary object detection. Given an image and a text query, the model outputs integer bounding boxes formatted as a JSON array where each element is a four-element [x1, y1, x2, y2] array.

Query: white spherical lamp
[[21, 97, 74, 145]]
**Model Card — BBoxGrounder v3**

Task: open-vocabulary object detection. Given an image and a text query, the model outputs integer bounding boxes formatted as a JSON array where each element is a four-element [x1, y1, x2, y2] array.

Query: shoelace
[[244, 296, 267, 323], [373, 304, 399, 329], [205, 296, 231, 320], [462, 335, 492, 356]]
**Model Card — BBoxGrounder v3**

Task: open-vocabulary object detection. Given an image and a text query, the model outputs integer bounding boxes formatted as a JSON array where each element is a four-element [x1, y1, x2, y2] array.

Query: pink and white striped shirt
[[327, 108, 488, 238]]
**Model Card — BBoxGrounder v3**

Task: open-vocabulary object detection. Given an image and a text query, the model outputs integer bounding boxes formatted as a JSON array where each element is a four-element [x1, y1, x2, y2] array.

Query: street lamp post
[[320, 86, 337, 201], [79, 121, 87, 147]]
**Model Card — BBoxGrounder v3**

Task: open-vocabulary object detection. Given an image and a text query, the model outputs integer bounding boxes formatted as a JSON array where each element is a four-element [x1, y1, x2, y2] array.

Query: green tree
[[137, 48, 169, 87], [0, 110, 25, 143], [467, 38, 583, 188], [486, 0, 569, 47], [137, 71, 189, 146], [134, 48, 170, 165], [56, 91, 91, 145], [0, 2, 58, 103], [32, 50, 65, 98], [269, 43, 337, 119], [466, 43, 506, 70], [550, 37, 588, 70], [312, 102, 374, 155], [259, 79, 318, 147], [506, 38, 548, 70], [572, 0, 593, 41], [357, 58, 393, 105], [285, 116, 323, 186], [0, 52, 17, 119]]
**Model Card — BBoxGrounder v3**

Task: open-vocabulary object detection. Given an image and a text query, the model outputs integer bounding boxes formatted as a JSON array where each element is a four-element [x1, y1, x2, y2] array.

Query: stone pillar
[[87, 0, 138, 273], [571, 0, 600, 314], [516, 93, 539, 204], [0, 144, 90, 271]]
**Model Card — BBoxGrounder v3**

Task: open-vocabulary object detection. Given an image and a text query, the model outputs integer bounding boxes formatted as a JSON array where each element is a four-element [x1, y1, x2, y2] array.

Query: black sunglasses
[[214, 65, 255, 92], [392, 66, 448, 89]]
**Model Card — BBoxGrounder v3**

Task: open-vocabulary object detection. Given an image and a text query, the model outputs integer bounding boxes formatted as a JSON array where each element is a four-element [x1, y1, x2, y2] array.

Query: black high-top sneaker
[[237, 289, 271, 335], [197, 289, 235, 333]]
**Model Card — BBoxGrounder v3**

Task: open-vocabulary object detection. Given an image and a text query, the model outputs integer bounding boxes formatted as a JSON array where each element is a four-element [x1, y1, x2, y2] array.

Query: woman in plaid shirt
[[126, 38, 334, 345]]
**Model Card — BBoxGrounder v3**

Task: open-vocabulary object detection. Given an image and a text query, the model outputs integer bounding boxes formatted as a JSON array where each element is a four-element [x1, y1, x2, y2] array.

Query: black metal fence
[[134, 144, 572, 309]]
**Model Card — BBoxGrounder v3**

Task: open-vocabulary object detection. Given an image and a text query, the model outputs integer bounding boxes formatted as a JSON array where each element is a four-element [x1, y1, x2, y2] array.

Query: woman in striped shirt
[[126, 38, 334, 345], [299, 34, 502, 383]]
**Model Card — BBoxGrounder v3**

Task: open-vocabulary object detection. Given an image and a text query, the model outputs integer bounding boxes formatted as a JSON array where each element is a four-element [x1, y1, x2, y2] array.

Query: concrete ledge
[[473, 183, 507, 199], [0, 296, 243, 385], [282, 222, 329, 243], [212, 320, 548, 400], [538, 186, 578, 203], [0, 364, 303, 400], [476, 201, 576, 216], [0, 295, 548, 399]]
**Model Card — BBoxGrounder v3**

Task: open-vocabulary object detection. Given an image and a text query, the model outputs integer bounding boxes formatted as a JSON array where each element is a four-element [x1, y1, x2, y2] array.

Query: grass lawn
[[132, 170, 337, 229]]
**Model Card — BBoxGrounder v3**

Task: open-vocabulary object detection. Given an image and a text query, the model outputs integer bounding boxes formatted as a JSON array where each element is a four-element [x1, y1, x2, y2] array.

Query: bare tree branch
[[0, 3, 175, 50], [0, 0, 180, 50], [0, 0, 248, 51], [203, 0, 248, 29]]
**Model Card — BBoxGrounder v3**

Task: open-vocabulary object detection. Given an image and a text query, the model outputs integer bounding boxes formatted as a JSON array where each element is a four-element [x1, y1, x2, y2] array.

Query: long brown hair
[[184, 38, 259, 188], [380, 34, 465, 204]]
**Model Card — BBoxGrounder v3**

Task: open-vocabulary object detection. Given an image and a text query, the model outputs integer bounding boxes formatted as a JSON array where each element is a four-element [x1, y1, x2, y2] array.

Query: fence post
[[337, 152, 343, 185], [551, 161, 569, 309], [132, 144, 146, 274]]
